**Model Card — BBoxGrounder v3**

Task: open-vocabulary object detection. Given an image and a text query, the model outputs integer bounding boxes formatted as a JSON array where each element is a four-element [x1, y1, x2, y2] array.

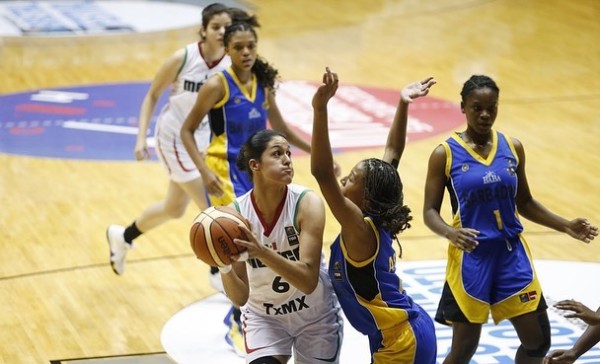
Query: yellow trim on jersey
[[446, 244, 490, 323], [228, 67, 257, 101], [372, 320, 417, 363], [450, 130, 498, 166], [340, 217, 380, 268], [205, 151, 236, 207], [503, 132, 520, 165], [213, 72, 230, 109], [441, 141, 452, 178]]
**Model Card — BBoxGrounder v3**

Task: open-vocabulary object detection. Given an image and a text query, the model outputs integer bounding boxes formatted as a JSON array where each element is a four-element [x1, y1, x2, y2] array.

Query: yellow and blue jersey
[[329, 216, 437, 363], [205, 67, 268, 206], [439, 130, 543, 324]]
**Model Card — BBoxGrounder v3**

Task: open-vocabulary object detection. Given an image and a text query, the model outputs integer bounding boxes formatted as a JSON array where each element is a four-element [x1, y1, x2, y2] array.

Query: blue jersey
[[329, 217, 437, 362], [205, 67, 268, 206], [444, 130, 523, 242], [439, 130, 542, 324]]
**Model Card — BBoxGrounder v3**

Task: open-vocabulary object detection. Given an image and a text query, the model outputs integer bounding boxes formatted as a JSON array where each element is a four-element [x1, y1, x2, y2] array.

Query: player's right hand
[[134, 140, 150, 160]]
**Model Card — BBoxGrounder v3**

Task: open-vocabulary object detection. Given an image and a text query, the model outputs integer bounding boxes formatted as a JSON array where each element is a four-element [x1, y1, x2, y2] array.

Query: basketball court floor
[[1, 1, 599, 363]]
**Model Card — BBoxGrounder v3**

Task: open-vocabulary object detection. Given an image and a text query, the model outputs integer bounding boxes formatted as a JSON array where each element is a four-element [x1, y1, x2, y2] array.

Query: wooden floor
[[1, 0, 599, 362]]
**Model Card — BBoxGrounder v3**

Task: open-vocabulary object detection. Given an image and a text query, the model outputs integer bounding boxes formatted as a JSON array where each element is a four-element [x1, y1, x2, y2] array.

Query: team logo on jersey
[[461, 164, 469, 172], [285, 226, 299, 246], [234, 97, 241, 104], [332, 261, 343, 281], [248, 107, 261, 119], [482, 171, 502, 184], [507, 159, 517, 176], [519, 290, 537, 303]]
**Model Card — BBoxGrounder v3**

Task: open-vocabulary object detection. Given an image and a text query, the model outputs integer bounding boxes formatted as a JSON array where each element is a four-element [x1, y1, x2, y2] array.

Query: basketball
[[190, 206, 250, 267]]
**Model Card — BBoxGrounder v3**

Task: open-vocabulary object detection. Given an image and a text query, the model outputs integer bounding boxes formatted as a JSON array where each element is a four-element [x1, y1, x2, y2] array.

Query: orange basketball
[[190, 206, 250, 267]]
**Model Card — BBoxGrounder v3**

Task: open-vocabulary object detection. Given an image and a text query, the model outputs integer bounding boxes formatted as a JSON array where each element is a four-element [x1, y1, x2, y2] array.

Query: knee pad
[[249, 356, 281, 364], [523, 313, 551, 357]]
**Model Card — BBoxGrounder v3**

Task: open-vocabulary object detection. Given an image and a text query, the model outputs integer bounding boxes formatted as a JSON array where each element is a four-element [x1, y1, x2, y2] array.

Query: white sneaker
[[106, 224, 132, 275], [209, 270, 225, 293]]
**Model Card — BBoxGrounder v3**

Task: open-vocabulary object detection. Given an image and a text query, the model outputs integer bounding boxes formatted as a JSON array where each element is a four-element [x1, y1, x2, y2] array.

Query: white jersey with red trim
[[154, 42, 230, 183], [233, 184, 335, 316]]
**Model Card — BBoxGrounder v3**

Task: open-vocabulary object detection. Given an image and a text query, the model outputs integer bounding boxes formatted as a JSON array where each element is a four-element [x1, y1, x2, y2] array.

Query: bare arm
[[383, 77, 436, 166], [180, 75, 226, 197], [136, 48, 185, 160], [513, 138, 598, 243], [423, 145, 479, 252], [544, 303, 600, 363], [220, 261, 250, 307], [310, 69, 373, 262], [234, 191, 326, 294]]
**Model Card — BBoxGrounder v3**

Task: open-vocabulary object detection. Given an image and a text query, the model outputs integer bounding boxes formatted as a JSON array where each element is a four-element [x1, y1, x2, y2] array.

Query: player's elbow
[[297, 271, 320, 295]]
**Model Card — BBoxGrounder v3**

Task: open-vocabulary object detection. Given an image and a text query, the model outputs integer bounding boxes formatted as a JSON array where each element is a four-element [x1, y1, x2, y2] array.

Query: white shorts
[[154, 115, 210, 184], [242, 297, 343, 363]]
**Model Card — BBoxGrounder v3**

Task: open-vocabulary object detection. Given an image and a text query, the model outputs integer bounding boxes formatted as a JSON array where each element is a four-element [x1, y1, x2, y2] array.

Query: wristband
[[218, 265, 232, 274]]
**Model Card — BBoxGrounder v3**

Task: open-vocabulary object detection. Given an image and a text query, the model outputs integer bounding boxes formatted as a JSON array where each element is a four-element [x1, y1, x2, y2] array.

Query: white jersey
[[234, 184, 343, 363], [233, 184, 337, 316], [154, 42, 230, 183]]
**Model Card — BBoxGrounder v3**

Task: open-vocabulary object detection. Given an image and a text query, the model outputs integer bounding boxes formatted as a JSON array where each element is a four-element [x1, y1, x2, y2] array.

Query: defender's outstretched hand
[[401, 76, 436, 103], [312, 67, 339, 110]]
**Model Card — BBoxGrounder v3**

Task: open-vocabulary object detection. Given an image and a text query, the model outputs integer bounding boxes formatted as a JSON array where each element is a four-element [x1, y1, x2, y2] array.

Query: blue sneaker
[[223, 306, 244, 357]]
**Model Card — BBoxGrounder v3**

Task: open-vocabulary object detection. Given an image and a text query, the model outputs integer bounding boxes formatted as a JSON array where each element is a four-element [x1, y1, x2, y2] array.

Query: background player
[[423, 75, 598, 363], [106, 3, 234, 275]]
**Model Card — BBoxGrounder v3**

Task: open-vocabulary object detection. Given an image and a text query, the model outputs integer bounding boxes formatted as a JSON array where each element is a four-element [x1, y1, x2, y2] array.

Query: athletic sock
[[123, 222, 142, 245]]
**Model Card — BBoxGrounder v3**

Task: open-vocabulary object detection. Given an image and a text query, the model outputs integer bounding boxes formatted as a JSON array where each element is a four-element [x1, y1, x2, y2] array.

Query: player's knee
[[165, 204, 187, 218], [522, 313, 551, 357], [249, 357, 282, 364], [521, 342, 550, 358]]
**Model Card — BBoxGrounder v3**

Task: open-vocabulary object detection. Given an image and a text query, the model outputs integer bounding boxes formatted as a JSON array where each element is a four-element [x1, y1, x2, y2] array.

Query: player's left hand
[[554, 299, 600, 325], [565, 218, 598, 243], [400, 76, 436, 103]]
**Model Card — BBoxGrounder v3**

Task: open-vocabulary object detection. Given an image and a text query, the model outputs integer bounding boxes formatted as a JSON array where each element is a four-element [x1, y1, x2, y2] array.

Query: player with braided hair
[[311, 68, 438, 364]]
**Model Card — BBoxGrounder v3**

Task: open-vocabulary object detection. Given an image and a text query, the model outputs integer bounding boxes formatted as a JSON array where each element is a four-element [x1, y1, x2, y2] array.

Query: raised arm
[[310, 68, 371, 260], [383, 77, 436, 167], [180, 74, 226, 197], [135, 49, 185, 160]]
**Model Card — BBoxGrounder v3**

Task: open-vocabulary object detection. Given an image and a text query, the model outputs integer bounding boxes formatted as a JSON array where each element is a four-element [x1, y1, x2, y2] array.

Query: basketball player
[[218, 129, 343, 363], [422, 75, 599, 363], [180, 18, 339, 358], [311, 68, 438, 363], [544, 300, 600, 363], [106, 4, 254, 356]]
